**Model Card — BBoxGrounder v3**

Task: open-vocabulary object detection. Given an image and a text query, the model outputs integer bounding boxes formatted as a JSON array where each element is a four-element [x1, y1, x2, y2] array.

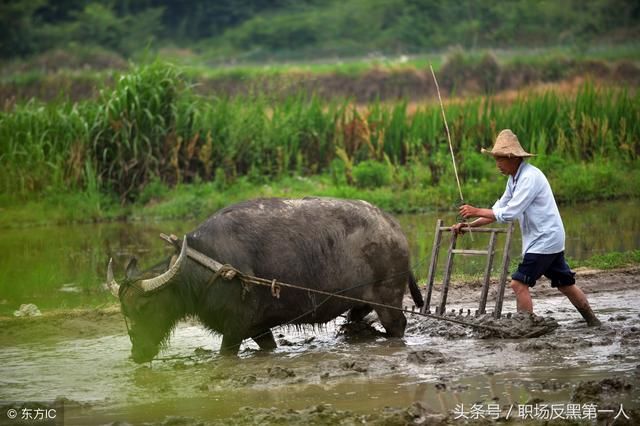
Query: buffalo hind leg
[[347, 305, 373, 322], [375, 307, 407, 337], [252, 330, 277, 351], [220, 334, 242, 356]]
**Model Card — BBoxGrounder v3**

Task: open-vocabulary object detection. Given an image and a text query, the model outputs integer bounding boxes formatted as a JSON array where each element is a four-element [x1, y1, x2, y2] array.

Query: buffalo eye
[[131, 297, 151, 316], [122, 295, 150, 318]]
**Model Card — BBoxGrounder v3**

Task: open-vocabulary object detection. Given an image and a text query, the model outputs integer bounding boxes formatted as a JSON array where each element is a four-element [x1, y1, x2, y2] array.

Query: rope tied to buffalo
[[160, 233, 546, 338]]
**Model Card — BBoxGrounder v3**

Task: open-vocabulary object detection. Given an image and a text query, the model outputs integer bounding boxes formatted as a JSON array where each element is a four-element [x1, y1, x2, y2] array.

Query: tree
[[0, 0, 46, 57]]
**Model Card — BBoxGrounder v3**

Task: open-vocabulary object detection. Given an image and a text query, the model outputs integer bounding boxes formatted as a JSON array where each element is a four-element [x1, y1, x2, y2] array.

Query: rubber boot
[[577, 306, 601, 327]]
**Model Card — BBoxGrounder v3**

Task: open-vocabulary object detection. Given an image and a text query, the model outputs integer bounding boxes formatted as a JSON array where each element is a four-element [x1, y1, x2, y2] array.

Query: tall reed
[[1, 63, 638, 202]]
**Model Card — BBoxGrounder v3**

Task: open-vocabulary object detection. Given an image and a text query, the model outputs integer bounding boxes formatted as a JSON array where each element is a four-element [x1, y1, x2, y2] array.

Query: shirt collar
[[511, 161, 526, 187], [514, 161, 526, 182]]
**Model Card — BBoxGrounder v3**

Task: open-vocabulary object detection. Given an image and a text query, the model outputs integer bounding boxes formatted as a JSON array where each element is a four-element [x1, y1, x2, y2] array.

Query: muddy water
[[1, 281, 639, 424], [0, 199, 639, 424]]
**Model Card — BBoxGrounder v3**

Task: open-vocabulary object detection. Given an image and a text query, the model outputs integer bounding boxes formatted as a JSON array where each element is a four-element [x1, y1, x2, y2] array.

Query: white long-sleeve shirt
[[492, 161, 565, 255]]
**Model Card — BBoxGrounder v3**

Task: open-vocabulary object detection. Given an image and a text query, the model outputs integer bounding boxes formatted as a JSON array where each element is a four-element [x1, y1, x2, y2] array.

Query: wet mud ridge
[[408, 312, 560, 339]]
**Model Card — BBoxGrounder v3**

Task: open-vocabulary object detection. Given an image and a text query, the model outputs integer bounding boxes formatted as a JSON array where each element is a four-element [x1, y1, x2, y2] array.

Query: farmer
[[451, 129, 601, 326]]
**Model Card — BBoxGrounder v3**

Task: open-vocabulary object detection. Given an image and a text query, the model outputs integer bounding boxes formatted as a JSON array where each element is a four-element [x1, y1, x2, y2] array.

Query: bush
[[439, 47, 473, 92], [394, 163, 433, 189], [138, 177, 169, 205], [92, 61, 183, 201], [352, 160, 391, 188], [529, 154, 568, 178], [329, 158, 348, 186], [461, 151, 494, 182], [551, 161, 638, 202], [477, 52, 500, 93]]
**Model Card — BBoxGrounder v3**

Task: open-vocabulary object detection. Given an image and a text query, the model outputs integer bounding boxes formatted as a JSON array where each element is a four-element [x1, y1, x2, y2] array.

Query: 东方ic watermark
[[1, 401, 63, 426]]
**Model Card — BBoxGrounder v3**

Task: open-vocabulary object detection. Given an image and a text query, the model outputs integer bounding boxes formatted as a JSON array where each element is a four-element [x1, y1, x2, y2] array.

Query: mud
[[572, 377, 634, 404], [205, 402, 450, 426], [1, 267, 639, 424], [0, 306, 124, 346], [408, 312, 559, 339]]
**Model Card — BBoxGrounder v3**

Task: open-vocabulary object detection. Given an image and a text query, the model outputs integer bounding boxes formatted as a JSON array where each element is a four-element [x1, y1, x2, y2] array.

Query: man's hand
[[451, 222, 469, 235], [459, 204, 479, 219]]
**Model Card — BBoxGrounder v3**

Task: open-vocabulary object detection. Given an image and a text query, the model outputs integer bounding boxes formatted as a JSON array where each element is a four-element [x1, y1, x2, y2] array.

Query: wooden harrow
[[421, 220, 516, 319]]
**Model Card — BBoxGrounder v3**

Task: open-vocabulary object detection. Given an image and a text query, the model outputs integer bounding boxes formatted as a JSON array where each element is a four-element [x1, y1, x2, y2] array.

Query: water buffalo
[[107, 197, 424, 362]]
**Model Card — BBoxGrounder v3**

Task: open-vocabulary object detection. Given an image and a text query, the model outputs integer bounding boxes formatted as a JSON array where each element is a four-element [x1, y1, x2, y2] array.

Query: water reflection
[[399, 198, 640, 280], [0, 199, 638, 315]]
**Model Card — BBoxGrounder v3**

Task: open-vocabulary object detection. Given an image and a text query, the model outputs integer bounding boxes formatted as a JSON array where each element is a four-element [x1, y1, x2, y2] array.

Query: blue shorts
[[512, 252, 576, 288]]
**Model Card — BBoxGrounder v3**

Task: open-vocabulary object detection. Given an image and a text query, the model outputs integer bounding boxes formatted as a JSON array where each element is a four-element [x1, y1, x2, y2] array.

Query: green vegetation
[[509, 250, 640, 275], [1, 61, 639, 227], [575, 250, 640, 270], [2, 0, 638, 62], [3, 160, 639, 228], [507, 249, 640, 276], [5, 46, 640, 106]]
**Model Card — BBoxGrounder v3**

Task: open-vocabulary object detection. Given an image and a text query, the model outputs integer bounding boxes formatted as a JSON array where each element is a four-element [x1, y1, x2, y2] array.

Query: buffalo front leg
[[347, 305, 373, 323], [252, 330, 277, 351], [375, 307, 407, 337], [220, 334, 242, 356]]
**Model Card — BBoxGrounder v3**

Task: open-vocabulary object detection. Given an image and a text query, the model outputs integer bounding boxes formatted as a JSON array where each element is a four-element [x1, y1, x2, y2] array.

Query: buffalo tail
[[408, 271, 424, 308]]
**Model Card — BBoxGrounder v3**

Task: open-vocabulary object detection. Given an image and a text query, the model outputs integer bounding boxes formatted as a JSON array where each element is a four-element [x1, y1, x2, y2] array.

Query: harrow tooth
[[506, 312, 512, 319]]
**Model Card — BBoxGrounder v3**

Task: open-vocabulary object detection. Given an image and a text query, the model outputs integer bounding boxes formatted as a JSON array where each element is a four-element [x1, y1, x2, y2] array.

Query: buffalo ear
[[125, 258, 139, 280]]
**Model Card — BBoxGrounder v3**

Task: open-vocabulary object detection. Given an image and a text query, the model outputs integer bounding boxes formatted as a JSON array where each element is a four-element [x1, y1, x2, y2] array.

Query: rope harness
[[159, 234, 528, 338]]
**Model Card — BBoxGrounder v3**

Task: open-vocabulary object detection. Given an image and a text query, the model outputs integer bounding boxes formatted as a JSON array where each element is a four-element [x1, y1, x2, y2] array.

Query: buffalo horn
[[106, 258, 120, 297], [140, 235, 188, 292]]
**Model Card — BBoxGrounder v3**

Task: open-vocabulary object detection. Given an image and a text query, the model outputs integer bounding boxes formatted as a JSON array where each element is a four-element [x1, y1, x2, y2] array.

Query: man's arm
[[451, 178, 509, 235], [492, 174, 538, 223], [451, 207, 496, 235], [451, 210, 496, 235], [459, 205, 495, 221]]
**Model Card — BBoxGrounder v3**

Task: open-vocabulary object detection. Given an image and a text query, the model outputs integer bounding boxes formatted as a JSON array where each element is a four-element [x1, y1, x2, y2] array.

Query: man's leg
[[510, 279, 533, 313], [557, 284, 601, 326], [548, 253, 601, 327]]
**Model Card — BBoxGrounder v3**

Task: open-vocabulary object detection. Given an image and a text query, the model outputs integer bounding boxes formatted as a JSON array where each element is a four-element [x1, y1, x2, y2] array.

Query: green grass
[[2, 158, 638, 228], [95, 42, 640, 82], [3, 42, 639, 89], [508, 250, 640, 275], [505, 249, 640, 276], [504, 251, 640, 283], [1, 61, 639, 217], [574, 250, 640, 270], [176, 53, 446, 79]]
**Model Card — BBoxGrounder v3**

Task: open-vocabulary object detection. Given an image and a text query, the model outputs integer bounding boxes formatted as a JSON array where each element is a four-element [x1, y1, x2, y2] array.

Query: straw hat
[[481, 129, 535, 158]]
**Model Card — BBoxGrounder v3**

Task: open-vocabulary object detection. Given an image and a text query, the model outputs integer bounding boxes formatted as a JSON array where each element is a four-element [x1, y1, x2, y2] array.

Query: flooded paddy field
[[1, 199, 638, 317], [1, 268, 639, 425], [0, 199, 639, 424]]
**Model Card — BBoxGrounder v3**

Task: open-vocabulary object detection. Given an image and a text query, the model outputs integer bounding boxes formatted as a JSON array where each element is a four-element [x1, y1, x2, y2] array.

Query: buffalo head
[[107, 237, 188, 363]]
